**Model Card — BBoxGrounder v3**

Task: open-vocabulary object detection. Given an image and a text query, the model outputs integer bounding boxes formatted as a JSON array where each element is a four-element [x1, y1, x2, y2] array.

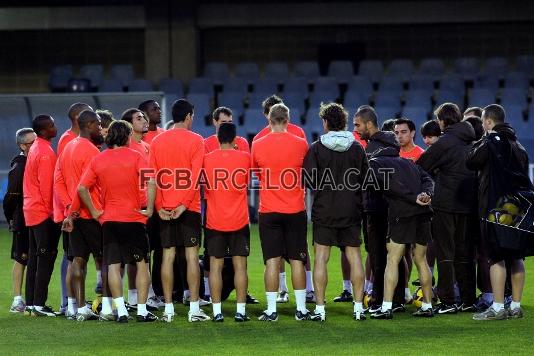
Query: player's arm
[[139, 155, 154, 218], [53, 159, 72, 213], [302, 144, 318, 190], [76, 159, 102, 220], [466, 135, 489, 171], [370, 159, 418, 204], [37, 153, 56, 216], [174, 139, 204, 218], [3, 160, 23, 223]]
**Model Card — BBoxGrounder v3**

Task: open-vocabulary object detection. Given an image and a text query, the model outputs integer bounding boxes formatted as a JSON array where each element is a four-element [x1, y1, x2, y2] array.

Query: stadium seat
[[504, 71, 530, 90], [388, 59, 415, 80], [374, 90, 401, 110], [217, 92, 245, 117], [503, 105, 525, 126], [482, 57, 509, 78], [309, 90, 337, 108], [159, 78, 184, 97], [440, 74, 465, 94], [347, 76, 373, 99], [303, 106, 324, 141], [186, 93, 212, 122], [188, 77, 214, 96], [283, 77, 309, 96], [248, 92, 268, 111], [252, 78, 278, 96], [29, 95, 97, 144], [374, 106, 399, 121], [99, 79, 123, 92], [519, 138, 534, 161], [204, 62, 230, 84], [234, 62, 260, 81], [405, 90, 432, 112], [242, 109, 265, 135], [344, 90, 369, 110], [222, 78, 248, 94], [435, 89, 464, 108], [327, 60, 354, 83], [264, 61, 289, 81], [193, 123, 213, 139], [313, 76, 339, 96], [469, 88, 496, 108], [500, 88, 528, 108], [402, 106, 428, 127], [473, 74, 500, 92], [98, 94, 162, 122], [80, 64, 104, 89], [281, 91, 306, 113], [0, 97, 32, 162], [294, 61, 320, 80], [358, 60, 384, 82], [418, 58, 445, 77], [110, 64, 134, 88], [289, 108, 302, 125], [516, 55, 534, 77], [379, 76, 404, 92], [528, 105, 534, 121], [129, 79, 154, 92], [67, 79, 91, 93], [48, 65, 74, 92], [454, 57, 479, 80], [409, 75, 435, 92]]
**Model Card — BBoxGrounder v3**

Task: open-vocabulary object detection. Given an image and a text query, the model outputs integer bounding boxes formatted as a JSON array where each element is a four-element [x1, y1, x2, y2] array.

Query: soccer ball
[[363, 292, 373, 309], [92, 295, 102, 313], [412, 287, 424, 308]]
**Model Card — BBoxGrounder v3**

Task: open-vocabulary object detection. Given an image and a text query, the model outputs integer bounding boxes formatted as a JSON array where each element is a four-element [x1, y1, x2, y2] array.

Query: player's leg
[[333, 251, 353, 302], [161, 247, 176, 316], [10, 230, 28, 313], [508, 259, 525, 318], [454, 214, 477, 312], [135, 255, 157, 322], [209, 256, 224, 320], [371, 240, 404, 319], [233, 255, 249, 321], [313, 242, 331, 319], [304, 254, 315, 302], [345, 245, 365, 320], [185, 245, 210, 321], [127, 264, 137, 310], [286, 211, 309, 320], [412, 243, 434, 317], [276, 259, 289, 303], [25, 228, 37, 314]]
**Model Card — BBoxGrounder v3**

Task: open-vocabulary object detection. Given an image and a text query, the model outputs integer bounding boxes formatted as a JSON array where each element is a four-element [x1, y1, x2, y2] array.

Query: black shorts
[[313, 224, 361, 248], [11, 229, 29, 265], [29, 218, 61, 257], [205, 225, 250, 258], [258, 211, 308, 263], [160, 210, 201, 249], [102, 222, 149, 265], [69, 218, 103, 261], [387, 214, 432, 246], [147, 214, 161, 250]]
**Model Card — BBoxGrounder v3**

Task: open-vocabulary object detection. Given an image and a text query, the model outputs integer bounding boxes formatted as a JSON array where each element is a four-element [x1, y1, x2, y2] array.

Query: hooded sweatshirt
[[418, 121, 478, 214], [303, 130, 368, 227]]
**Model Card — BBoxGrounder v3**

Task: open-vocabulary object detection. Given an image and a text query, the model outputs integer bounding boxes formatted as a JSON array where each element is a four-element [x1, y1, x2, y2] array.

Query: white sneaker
[[65, 310, 77, 320], [76, 309, 98, 321], [276, 291, 289, 303], [310, 309, 326, 321], [10, 299, 26, 313], [188, 309, 211, 322], [147, 296, 165, 310], [160, 312, 175, 323], [199, 298, 211, 307]]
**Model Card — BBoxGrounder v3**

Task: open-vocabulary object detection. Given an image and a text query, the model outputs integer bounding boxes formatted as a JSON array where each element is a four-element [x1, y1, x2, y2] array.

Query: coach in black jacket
[[3, 128, 36, 312], [304, 103, 369, 320], [354, 105, 406, 311], [418, 103, 478, 314]]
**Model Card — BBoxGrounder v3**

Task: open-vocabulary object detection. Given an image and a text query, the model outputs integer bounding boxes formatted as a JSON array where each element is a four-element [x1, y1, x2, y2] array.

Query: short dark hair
[[268, 103, 290, 125], [262, 95, 283, 115], [434, 102, 462, 128], [355, 105, 378, 128], [482, 104, 505, 124], [464, 106, 483, 118], [32, 115, 53, 136], [96, 109, 114, 128], [138, 100, 157, 113], [217, 123, 236, 145], [172, 99, 194, 123], [105, 120, 132, 148], [394, 118, 416, 132], [68, 102, 91, 121], [463, 115, 484, 140], [212, 106, 233, 121], [420, 120, 441, 137], [121, 108, 143, 123], [381, 119, 396, 132], [319, 103, 348, 131], [78, 110, 99, 130]]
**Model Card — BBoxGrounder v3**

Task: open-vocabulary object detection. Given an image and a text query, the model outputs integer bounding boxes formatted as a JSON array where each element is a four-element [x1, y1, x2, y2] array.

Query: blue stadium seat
[[283, 77, 309, 96], [217, 92, 245, 117], [204, 62, 230, 84], [503, 105, 525, 126], [80, 64, 104, 88], [281, 92, 306, 113], [454, 57, 479, 80], [528, 105, 534, 121], [67, 79, 91, 93], [469, 88, 496, 108], [504, 71, 530, 90], [188, 78, 214, 96], [159, 78, 184, 97], [379, 76, 404, 92], [374, 90, 401, 110], [409, 75, 435, 92], [358, 60, 384, 83], [482, 57, 509, 78], [193, 123, 213, 139], [234, 62, 260, 81], [500, 88, 528, 108], [294, 61, 320, 80], [0, 97, 32, 163], [99, 94, 163, 119], [435, 89, 464, 108], [110, 64, 134, 88], [242, 109, 266, 135], [516, 55, 534, 77], [440, 74, 465, 94], [405, 90, 432, 112], [418, 58, 445, 77], [48, 65, 74, 92], [519, 138, 534, 160], [264, 62, 289, 81], [388, 59, 415, 81], [344, 90, 369, 110], [473, 74, 499, 92], [303, 106, 324, 142], [222, 78, 248, 94], [248, 92, 268, 111], [374, 106, 399, 121], [313, 76, 339, 96], [328, 60, 354, 83], [309, 90, 337, 108], [99, 79, 123, 92], [402, 106, 428, 126], [186, 93, 212, 121], [29, 95, 97, 145], [289, 108, 302, 125], [129, 79, 154, 92], [347, 76, 373, 99], [252, 78, 278, 95]]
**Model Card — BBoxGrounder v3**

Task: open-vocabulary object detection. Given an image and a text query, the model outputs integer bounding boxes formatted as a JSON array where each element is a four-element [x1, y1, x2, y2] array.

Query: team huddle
[[3, 94, 530, 323]]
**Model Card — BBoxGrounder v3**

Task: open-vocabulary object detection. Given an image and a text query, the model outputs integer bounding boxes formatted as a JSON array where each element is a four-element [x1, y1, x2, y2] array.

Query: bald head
[[68, 102, 93, 122]]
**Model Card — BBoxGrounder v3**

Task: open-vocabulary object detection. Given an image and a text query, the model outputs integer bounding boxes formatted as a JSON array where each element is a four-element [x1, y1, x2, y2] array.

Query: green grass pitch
[[0, 225, 533, 355]]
